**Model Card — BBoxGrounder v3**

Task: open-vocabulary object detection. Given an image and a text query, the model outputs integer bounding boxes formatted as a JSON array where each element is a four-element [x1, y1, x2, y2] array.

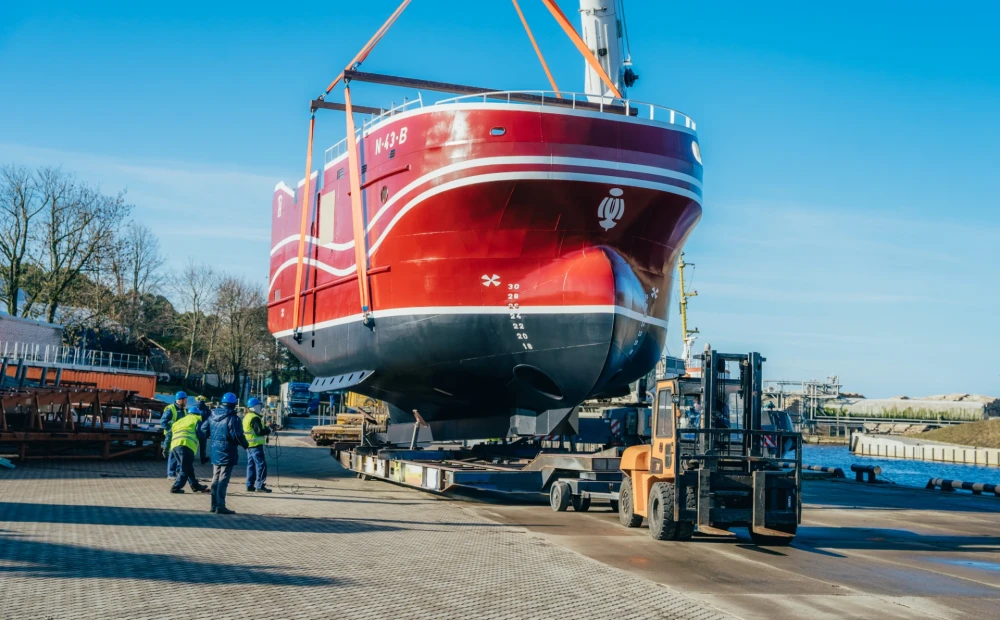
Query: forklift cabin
[[618, 350, 802, 545]]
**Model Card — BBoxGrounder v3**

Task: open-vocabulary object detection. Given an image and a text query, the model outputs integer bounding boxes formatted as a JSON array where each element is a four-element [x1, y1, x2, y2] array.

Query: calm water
[[801, 444, 1000, 489]]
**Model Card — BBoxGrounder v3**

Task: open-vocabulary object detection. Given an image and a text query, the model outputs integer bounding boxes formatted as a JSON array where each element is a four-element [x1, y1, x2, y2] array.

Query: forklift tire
[[572, 496, 591, 512], [609, 499, 620, 513], [550, 481, 571, 512], [749, 523, 797, 546], [618, 478, 643, 528], [675, 485, 696, 541], [647, 482, 680, 541]]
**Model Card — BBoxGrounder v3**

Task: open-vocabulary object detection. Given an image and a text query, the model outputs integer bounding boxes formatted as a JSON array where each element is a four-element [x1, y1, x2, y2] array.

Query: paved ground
[[0, 431, 728, 620], [475, 475, 1000, 619], [3, 431, 999, 620]]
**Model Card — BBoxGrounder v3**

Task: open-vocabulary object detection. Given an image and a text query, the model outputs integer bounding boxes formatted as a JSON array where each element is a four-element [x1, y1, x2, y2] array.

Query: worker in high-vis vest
[[169, 405, 210, 494], [243, 397, 275, 493], [160, 391, 188, 479]]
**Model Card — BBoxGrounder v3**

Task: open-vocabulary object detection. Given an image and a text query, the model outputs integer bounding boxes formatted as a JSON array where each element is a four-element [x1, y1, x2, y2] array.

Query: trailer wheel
[[749, 523, 797, 546], [618, 477, 643, 528], [572, 496, 591, 512], [648, 482, 680, 541], [550, 481, 571, 512]]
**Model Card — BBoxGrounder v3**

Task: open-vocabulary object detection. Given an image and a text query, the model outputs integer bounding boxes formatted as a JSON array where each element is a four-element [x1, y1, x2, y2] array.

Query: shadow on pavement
[[0, 532, 341, 587], [0, 502, 498, 533]]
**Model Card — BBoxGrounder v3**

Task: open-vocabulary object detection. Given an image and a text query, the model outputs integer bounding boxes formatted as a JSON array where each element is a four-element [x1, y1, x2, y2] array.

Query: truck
[[334, 350, 802, 545], [281, 381, 313, 417]]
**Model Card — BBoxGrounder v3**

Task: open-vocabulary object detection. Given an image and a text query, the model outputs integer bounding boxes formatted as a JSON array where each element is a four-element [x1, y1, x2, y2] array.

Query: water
[[801, 444, 1000, 489]]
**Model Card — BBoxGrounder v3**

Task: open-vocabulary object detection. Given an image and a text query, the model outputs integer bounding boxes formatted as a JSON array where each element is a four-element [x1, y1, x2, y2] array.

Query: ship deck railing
[[322, 89, 696, 168], [325, 95, 425, 165], [435, 90, 696, 130]]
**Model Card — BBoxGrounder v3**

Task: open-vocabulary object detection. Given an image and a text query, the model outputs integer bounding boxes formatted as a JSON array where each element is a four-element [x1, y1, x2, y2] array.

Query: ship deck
[[2, 428, 997, 619]]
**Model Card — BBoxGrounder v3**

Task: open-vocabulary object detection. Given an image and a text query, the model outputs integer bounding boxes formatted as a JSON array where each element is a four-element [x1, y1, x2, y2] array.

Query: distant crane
[[677, 253, 699, 365]]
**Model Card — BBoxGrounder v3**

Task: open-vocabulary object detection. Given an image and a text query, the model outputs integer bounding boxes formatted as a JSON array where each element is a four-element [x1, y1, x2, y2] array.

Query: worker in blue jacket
[[195, 395, 212, 463], [160, 391, 188, 479], [202, 392, 249, 515]]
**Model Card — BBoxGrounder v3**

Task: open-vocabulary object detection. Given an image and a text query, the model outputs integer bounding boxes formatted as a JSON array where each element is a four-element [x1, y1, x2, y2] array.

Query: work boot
[[245, 486, 255, 492], [193, 485, 210, 494], [170, 487, 184, 494], [256, 485, 272, 493], [215, 506, 236, 515]]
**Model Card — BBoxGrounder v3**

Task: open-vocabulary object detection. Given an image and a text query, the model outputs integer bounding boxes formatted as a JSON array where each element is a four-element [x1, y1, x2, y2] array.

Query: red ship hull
[[269, 101, 702, 438]]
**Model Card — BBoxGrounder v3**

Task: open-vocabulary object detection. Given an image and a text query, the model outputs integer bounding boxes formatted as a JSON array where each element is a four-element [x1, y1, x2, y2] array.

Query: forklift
[[617, 348, 802, 545]]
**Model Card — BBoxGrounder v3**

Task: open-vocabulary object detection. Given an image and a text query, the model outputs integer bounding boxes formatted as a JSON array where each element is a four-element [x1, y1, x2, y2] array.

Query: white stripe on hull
[[271, 155, 701, 256], [268, 169, 699, 292], [272, 304, 667, 339]]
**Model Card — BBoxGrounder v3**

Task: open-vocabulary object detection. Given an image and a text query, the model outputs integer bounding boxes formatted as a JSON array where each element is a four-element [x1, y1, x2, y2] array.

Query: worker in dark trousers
[[195, 395, 212, 464], [203, 392, 248, 515], [169, 405, 210, 494], [243, 397, 275, 493], [160, 391, 188, 479]]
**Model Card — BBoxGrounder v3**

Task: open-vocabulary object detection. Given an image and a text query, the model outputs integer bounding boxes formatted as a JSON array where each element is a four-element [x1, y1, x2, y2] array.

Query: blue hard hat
[[247, 397, 262, 408], [221, 392, 238, 404], [175, 391, 188, 401], [186, 405, 201, 414]]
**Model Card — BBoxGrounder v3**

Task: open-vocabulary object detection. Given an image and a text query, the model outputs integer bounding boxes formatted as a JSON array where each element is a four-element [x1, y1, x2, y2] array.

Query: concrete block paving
[[0, 431, 732, 620]]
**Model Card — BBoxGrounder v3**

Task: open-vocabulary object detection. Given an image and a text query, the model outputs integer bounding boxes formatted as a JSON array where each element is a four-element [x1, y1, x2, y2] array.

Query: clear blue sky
[[1, 1, 997, 397]]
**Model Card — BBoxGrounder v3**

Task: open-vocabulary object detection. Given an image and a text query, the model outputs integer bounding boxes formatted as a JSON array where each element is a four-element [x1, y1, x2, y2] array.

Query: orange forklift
[[617, 349, 802, 545]]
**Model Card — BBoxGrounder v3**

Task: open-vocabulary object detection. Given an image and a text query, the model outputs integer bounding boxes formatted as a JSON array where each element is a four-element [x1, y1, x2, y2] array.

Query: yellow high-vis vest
[[165, 404, 181, 425], [169, 413, 200, 453], [243, 411, 265, 448]]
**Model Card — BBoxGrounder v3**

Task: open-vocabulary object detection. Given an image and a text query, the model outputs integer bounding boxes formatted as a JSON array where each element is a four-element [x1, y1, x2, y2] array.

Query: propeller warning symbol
[[481, 274, 500, 287]]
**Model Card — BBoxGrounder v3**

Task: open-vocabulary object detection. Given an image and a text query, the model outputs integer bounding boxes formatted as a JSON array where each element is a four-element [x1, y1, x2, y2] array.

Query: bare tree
[[172, 260, 216, 383], [0, 165, 43, 316], [214, 275, 268, 397], [98, 221, 167, 344], [202, 313, 221, 387], [31, 167, 131, 323]]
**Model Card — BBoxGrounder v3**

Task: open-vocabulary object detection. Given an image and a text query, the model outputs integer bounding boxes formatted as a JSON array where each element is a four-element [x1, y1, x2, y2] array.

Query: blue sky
[[1, 1, 997, 397]]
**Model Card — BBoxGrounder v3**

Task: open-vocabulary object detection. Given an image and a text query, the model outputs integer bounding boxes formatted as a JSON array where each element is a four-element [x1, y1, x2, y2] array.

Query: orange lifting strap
[[290, 0, 411, 333], [511, 0, 561, 98], [323, 0, 412, 97], [539, 0, 622, 99], [290, 114, 316, 334], [343, 85, 371, 318]]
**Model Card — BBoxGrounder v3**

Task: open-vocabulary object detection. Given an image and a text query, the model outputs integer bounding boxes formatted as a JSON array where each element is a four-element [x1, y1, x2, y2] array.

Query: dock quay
[[852, 432, 1000, 467], [2, 428, 999, 619]]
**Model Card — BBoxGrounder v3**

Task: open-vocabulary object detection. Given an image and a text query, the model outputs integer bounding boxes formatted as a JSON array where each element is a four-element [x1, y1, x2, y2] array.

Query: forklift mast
[[698, 349, 765, 457]]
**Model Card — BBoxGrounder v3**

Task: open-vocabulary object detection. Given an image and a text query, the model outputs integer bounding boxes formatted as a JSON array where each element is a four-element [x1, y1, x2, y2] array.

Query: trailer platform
[[336, 445, 623, 495]]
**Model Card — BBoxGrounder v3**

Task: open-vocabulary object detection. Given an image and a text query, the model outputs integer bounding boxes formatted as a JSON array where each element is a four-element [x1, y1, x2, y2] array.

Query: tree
[[214, 275, 268, 398], [0, 165, 43, 316], [31, 167, 131, 324], [172, 260, 216, 383], [103, 222, 167, 345]]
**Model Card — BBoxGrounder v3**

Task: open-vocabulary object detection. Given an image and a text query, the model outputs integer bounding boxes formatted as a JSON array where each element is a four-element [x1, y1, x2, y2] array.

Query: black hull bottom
[[280, 308, 663, 439]]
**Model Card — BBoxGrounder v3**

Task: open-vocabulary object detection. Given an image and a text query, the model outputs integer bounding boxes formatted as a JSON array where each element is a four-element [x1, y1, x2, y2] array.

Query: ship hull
[[269, 101, 702, 437]]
